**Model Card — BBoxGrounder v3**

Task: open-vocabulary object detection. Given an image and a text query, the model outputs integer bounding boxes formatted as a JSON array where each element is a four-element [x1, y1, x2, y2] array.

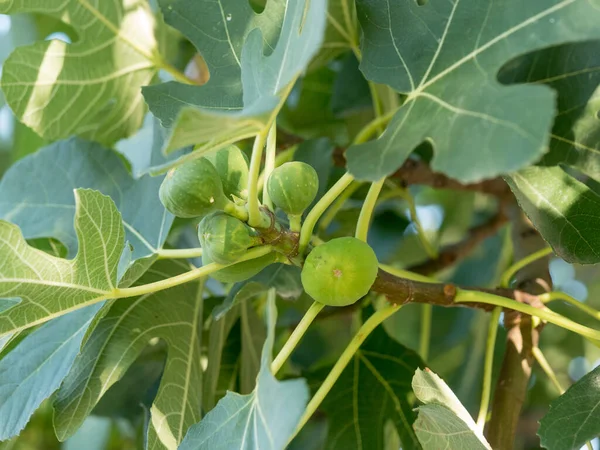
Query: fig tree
[[198, 212, 260, 265], [301, 237, 378, 307]]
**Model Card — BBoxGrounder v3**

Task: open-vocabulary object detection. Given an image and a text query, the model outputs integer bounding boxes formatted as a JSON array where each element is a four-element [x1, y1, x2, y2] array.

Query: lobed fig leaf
[[198, 212, 259, 265], [301, 237, 379, 307], [267, 162, 319, 216]]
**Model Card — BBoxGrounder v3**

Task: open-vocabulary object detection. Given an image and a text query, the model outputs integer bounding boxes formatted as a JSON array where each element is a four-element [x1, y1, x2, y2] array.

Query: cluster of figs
[[159, 145, 379, 307]]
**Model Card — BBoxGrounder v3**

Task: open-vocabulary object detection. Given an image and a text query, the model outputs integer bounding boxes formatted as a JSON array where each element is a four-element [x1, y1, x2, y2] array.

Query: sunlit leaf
[[54, 260, 204, 449], [0, 189, 123, 338], [0, 0, 164, 144]]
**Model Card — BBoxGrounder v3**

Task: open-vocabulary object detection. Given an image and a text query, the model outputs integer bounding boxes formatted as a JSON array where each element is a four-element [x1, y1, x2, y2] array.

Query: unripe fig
[[267, 162, 318, 216], [203, 251, 278, 283], [198, 212, 259, 265], [204, 145, 249, 200], [159, 158, 228, 218], [301, 237, 378, 307]]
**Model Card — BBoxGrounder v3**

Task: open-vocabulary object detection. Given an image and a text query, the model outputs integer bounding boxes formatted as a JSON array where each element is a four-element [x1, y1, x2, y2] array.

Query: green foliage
[[0, 189, 123, 337], [54, 260, 204, 448], [267, 161, 319, 215], [412, 369, 492, 450], [346, 0, 600, 183], [1, 1, 600, 449], [301, 237, 378, 306], [539, 366, 600, 450], [307, 313, 423, 449], [179, 297, 309, 450], [0, 0, 164, 144]]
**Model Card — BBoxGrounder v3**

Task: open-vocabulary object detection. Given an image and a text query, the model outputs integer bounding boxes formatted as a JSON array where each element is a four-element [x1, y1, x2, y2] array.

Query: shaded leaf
[[506, 166, 600, 264], [0, 305, 102, 441], [413, 368, 491, 450], [214, 263, 302, 319], [180, 295, 309, 450], [346, 0, 600, 183], [0, 0, 162, 144], [539, 365, 600, 450], [279, 70, 349, 145], [203, 305, 241, 412], [143, 0, 326, 154], [240, 300, 267, 394], [499, 41, 600, 179], [0, 189, 123, 338], [309, 314, 423, 450], [500, 41, 600, 263], [54, 260, 204, 449], [0, 138, 173, 261]]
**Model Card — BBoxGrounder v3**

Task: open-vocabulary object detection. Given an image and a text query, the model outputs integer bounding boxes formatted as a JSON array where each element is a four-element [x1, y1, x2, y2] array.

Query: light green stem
[[156, 248, 203, 260], [299, 173, 355, 254], [501, 247, 553, 288], [113, 246, 273, 299], [262, 124, 277, 210], [455, 289, 600, 342], [477, 306, 501, 430], [532, 347, 564, 395], [399, 188, 438, 259], [352, 108, 398, 145], [154, 57, 195, 85], [378, 264, 438, 283], [288, 303, 402, 444], [419, 304, 432, 361], [318, 181, 362, 233], [247, 128, 271, 227], [540, 291, 600, 321], [271, 302, 325, 375], [355, 178, 385, 242]]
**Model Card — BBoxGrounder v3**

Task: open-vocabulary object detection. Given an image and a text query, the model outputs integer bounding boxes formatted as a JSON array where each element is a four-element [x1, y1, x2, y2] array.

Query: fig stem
[[156, 248, 203, 260], [476, 306, 501, 431], [112, 246, 273, 299], [262, 124, 277, 211], [318, 181, 362, 233], [355, 178, 385, 242], [288, 303, 402, 444], [419, 303, 432, 361], [500, 246, 553, 288], [455, 289, 600, 342], [299, 173, 354, 255], [271, 301, 325, 375], [540, 291, 600, 321], [288, 214, 302, 233], [247, 128, 270, 227]]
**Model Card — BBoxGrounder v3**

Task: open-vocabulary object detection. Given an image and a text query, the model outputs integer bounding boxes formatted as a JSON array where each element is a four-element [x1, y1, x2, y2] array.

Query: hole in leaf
[[248, 0, 266, 13]]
